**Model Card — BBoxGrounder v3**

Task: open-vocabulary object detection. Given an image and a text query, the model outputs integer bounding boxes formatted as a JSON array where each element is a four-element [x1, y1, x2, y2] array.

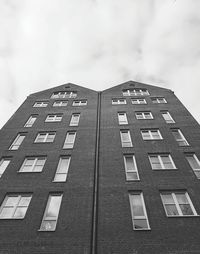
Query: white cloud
[[0, 0, 200, 128]]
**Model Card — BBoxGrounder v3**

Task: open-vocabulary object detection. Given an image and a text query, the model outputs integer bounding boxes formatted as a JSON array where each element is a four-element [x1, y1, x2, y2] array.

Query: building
[[0, 80, 200, 254]]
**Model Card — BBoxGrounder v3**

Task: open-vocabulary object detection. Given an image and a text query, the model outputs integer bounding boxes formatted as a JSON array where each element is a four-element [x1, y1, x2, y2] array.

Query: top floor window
[[51, 91, 77, 99], [72, 100, 87, 106], [33, 102, 48, 107], [151, 97, 167, 104], [123, 89, 149, 96], [112, 99, 126, 105]]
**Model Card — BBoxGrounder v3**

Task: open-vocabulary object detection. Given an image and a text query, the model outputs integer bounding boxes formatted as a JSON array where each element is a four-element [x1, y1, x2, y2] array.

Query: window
[[185, 153, 200, 179], [160, 191, 197, 217], [51, 91, 77, 99], [0, 194, 32, 219], [123, 89, 149, 96], [19, 157, 46, 172], [149, 154, 176, 170], [124, 155, 139, 180], [141, 129, 163, 140], [63, 131, 76, 149], [53, 156, 71, 182], [70, 113, 80, 126], [72, 100, 87, 106], [0, 158, 11, 178], [45, 114, 63, 122], [112, 99, 126, 105], [24, 115, 37, 127], [151, 97, 167, 103], [135, 112, 153, 120], [33, 102, 48, 107], [120, 130, 132, 147], [35, 132, 56, 143], [39, 194, 62, 231], [129, 192, 150, 230], [131, 98, 147, 104], [53, 101, 68, 107], [161, 111, 175, 123], [118, 112, 128, 125], [171, 129, 189, 146], [9, 134, 26, 150]]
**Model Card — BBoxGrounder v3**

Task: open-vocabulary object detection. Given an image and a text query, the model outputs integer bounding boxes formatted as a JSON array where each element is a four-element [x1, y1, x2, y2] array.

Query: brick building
[[0, 81, 200, 254]]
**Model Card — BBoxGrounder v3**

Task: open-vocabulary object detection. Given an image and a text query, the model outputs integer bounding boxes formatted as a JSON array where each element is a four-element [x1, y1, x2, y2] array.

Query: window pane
[[126, 172, 138, 181], [165, 204, 179, 216], [0, 159, 10, 175], [125, 157, 135, 171], [194, 171, 200, 178], [161, 194, 174, 204], [40, 220, 56, 231], [54, 174, 67, 182], [0, 207, 13, 218], [18, 197, 31, 206], [179, 204, 194, 215], [134, 219, 148, 229], [131, 195, 145, 217], [186, 155, 200, 169], [57, 158, 70, 173], [5, 196, 19, 206], [13, 207, 27, 218], [46, 196, 62, 218]]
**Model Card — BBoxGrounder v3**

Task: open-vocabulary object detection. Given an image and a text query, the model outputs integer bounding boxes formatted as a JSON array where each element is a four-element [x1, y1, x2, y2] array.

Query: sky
[[0, 0, 200, 128]]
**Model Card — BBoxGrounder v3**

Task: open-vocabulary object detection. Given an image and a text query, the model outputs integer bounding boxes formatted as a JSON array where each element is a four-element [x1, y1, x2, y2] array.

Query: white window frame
[[33, 102, 48, 107], [53, 101, 68, 107], [24, 115, 37, 127], [51, 91, 77, 99], [112, 99, 126, 105], [35, 132, 56, 143], [129, 192, 150, 230], [72, 100, 87, 106], [70, 113, 80, 126], [118, 112, 128, 125], [141, 129, 163, 140], [171, 129, 189, 146], [185, 153, 200, 179], [120, 130, 133, 147], [19, 157, 46, 172], [123, 89, 149, 96], [63, 131, 76, 149], [135, 112, 153, 120], [124, 155, 139, 181], [53, 156, 71, 182], [0, 158, 11, 177], [45, 114, 63, 122], [39, 194, 63, 231], [149, 154, 176, 170], [151, 97, 167, 104], [161, 111, 175, 123], [0, 194, 32, 219], [9, 134, 26, 150], [131, 98, 147, 104], [160, 192, 197, 217]]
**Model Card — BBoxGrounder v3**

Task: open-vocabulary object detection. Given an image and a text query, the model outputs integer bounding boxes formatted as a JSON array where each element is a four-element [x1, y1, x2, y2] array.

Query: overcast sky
[[0, 0, 200, 128]]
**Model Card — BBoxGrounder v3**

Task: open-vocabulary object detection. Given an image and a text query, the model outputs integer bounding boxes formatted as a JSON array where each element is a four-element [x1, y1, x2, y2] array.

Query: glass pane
[[134, 219, 148, 229], [33, 165, 43, 172], [172, 131, 181, 140], [176, 194, 188, 204], [67, 133, 75, 143], [136, 113, 143, 119], [46, 196, 62, 218], [13, 207, 27, 218], [180, 204, 194, 215], [0, 207, 13, 218], [40, 220, 56, 231], [194, 171, 200, 179], [126, 172, 138, 180], [178, 140, 188, 146], [0, 160, 10, 174], [57, 158, 70, 173], [46, 134, 55, 142], [25, 159, 35, 166], [36, 158, 46, 166], [18, 196, 31, 206], [15, 135, 25, 145], [121, 132, 129, 142], [125, 157, 135, 171], [165, 204, 179, 216], [54, 174, 67, 182], [5, 196, 19, 206], [186, 156, 200, 169], [161, 156, 173, 169], [161, 194, 174, 204], [132, 195, 144, 216], [22, 165, 33, 172]]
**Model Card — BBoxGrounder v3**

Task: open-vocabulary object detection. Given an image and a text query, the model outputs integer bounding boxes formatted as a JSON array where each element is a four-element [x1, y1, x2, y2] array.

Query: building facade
[[0, 81, 200, 254]]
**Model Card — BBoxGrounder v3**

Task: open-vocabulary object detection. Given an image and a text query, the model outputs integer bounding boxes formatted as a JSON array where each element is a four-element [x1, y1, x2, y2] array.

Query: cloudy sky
[[0, 0, 200, 128]]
